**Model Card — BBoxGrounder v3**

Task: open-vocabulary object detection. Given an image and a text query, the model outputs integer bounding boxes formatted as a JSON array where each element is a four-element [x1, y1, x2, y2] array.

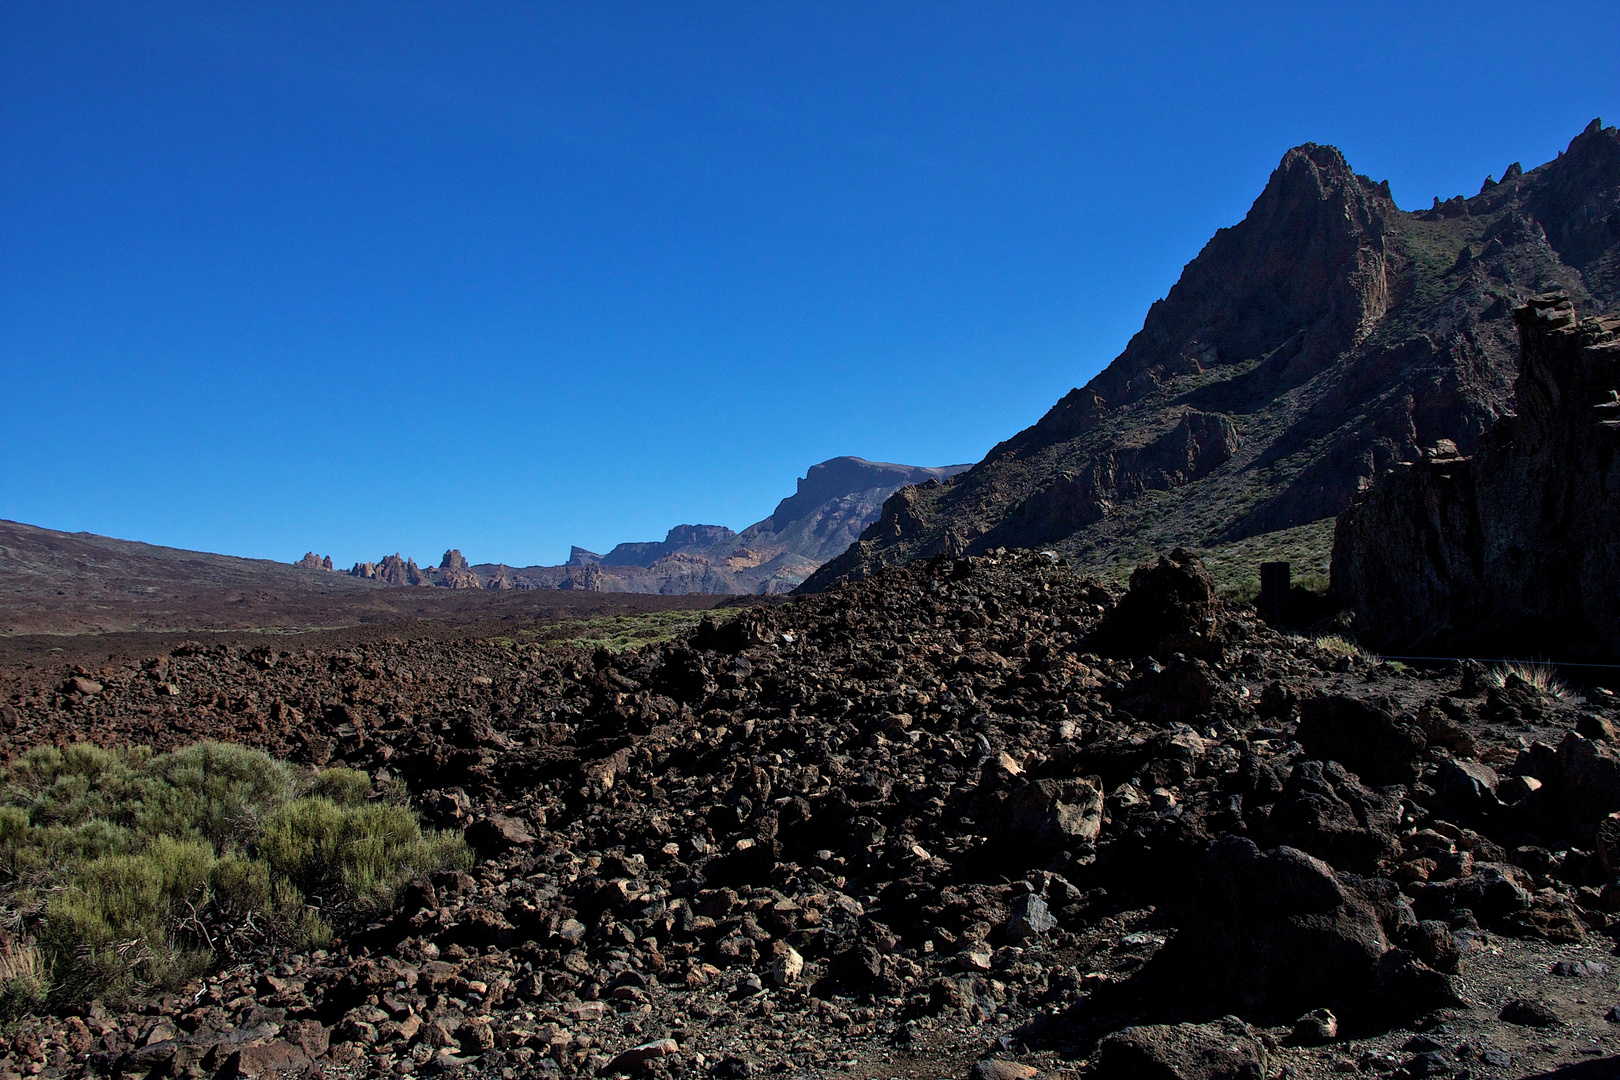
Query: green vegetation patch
[[523, 606, 740, 653], [0, 742, 469, 1013], [1079, 518, 1335, 603], [1192, 518, 1336, 603]]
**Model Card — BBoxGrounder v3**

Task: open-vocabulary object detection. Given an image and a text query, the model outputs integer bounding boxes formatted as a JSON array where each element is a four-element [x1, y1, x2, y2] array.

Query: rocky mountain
[[1335, 292, 1620, 658], [347, 457, 968, 596], [804, 120, 1620, 593], [575, 525, 741, 568]]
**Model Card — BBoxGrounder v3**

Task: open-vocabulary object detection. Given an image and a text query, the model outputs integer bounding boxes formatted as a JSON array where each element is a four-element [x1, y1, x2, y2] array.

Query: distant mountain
[[803, 120, 1620, 592], [588, 525, 740, 568], [346, 456, 969, 595]]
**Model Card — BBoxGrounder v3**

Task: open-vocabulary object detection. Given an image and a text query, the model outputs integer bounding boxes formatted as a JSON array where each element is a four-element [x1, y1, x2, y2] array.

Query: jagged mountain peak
[[803, 122, 1620, 594]]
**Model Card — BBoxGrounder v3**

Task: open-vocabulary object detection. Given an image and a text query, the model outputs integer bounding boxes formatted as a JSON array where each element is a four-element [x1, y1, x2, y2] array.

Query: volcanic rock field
[[3, 547, 1618, 1079]]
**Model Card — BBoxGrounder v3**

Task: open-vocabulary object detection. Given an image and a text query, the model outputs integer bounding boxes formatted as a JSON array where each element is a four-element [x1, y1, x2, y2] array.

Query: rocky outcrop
[[294, 553, 334, 571], [803, 122, 1620, 592], [1332, 293, 1620, 657], [977, 411, 1239, 551], [434, 550, 483, 590], [350, 553, 428, 587]]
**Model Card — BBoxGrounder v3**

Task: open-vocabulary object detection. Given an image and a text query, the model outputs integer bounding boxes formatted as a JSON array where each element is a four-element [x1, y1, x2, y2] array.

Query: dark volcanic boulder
[[1266, 759, 1402, 872], [1155, 837, 1390, 1015], [1434, 758, 1500, 818], [1297, 695, 1425, 785], [1091, 548, 1217, 657], [995, 778, 1104, 850], [1553, 732, 1620, 821], [1092, 1018, 1269, 1080], [1412, 863, 1533, 924]]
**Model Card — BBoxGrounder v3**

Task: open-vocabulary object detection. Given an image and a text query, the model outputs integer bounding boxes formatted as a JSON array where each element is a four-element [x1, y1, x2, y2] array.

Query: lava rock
[[1092, 1018, 1269, 1080], [1004, 894, 1057, 941], [1499, 998, 1560, 1027], [1154, 837, 1390, 1014], [1090, 549, 1218, 658], [998, 778, 1103, 849], [1297, 695, 1426, 786]]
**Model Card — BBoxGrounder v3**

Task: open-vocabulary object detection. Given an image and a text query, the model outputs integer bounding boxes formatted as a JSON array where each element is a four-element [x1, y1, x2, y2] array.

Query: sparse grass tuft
[[1312, 634, 1363, 659], [1489, 661, 1578, 702], [0, 943, 49, 1023], [1288, 633, 1367, 660]]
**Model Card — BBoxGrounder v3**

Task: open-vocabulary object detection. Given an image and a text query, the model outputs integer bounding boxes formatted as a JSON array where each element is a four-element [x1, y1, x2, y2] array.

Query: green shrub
[[208, 854, 331, 953], [138, 743, 299, 851], [309, 767, 372, 807], [41, 837, 215, 1002], [0, 741, 465, 1010], [259, 799, 471, 920]]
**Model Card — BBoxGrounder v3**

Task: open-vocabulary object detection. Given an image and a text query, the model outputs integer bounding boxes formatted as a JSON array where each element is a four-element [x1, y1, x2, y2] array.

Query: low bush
[[0, 742, 469, 1012]]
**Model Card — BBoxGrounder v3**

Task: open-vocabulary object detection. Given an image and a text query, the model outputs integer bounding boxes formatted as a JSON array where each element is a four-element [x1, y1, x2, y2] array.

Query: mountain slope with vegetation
[[804, 120, 1620, 593]]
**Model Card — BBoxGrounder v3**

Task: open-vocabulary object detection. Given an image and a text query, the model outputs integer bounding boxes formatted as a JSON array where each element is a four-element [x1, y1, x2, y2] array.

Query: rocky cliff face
[[803, 122, 1620, 592], [1333, 293, 1620, 657]]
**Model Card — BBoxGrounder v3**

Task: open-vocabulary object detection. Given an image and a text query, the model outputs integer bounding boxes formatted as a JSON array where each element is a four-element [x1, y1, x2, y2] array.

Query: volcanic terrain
[[2, 546, 1618, 1079]]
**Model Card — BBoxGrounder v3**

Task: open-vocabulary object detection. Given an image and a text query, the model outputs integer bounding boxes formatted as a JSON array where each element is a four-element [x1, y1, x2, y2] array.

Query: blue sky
[[3, 2, 1617, 568]]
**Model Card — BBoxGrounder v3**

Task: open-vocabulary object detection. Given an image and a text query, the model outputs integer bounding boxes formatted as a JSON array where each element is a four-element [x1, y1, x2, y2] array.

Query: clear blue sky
[[3, 3, 1617, 568]]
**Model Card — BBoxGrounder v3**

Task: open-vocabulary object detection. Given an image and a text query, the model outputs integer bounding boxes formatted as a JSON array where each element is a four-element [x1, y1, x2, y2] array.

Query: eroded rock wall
[[1333, 293, 1620, 656]]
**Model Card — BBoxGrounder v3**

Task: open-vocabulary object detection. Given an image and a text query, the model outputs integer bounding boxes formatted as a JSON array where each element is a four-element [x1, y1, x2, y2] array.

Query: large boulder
[[997, 778, 1103, 849], [1092, 1018, 1269, 1080], [1296, 695, 1425, 786], [1153, 837, 1391, 1015], [1553, 732, 1620, 821], [1265, 759, 1402, 872], [1091, 548, 1218, 658], [1412, 862, 1534, 924]]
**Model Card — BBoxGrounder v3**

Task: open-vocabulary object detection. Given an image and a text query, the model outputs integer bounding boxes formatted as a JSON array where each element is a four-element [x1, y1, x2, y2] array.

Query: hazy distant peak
[[765, 456, 971, 532]]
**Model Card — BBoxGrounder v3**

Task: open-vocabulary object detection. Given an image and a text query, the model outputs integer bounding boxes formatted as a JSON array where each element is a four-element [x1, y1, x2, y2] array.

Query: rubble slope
[[4, 550, 1620, 1078]]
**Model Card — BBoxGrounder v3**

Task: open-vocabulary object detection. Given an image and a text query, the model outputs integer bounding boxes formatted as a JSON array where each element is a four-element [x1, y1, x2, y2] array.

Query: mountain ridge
[[450, 456, 969, 594], [802, 120, 1620, 593]]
